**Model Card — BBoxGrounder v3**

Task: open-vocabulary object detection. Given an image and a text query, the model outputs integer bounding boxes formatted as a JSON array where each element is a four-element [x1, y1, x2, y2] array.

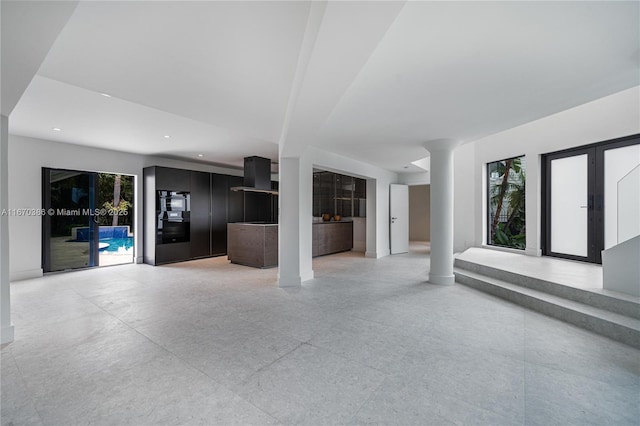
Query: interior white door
[[390, 184, 409, 254]]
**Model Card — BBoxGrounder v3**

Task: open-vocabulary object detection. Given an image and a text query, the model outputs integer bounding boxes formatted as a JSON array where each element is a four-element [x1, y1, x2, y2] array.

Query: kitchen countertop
[[231, 222, 278, 226], [313, 220, 353, 224]]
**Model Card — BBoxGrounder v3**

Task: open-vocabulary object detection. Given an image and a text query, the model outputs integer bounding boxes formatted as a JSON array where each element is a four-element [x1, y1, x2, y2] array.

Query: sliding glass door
[[43, 169, 99, 272], [542, 135, 640, 264], [43, 168, 135, 272]]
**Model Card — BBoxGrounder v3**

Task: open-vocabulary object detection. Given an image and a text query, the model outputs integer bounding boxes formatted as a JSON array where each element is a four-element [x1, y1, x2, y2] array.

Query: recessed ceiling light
[[164, 135, 171, 139], [197, 154, 204, 157], [52, 127, 61, 131], [100, 93, 112, 98]]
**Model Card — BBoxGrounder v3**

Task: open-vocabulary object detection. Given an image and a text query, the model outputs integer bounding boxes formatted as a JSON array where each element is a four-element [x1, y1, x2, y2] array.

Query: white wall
[[454, 86, 640, 255], [8, 134, 241, 280], [453, 142, 477, 253]]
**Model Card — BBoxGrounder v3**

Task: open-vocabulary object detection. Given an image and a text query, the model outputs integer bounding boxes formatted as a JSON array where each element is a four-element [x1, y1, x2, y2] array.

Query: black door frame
[[542, 134, 640, 264], [42, 167, 99, 272]]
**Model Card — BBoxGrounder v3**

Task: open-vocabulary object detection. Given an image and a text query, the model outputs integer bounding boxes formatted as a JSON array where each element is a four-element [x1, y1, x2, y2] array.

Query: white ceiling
[[4, 1, 639, 173]]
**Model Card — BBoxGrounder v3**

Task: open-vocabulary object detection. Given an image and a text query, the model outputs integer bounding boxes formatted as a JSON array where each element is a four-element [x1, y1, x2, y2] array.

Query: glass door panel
[[43, 168, 99, 272], [604, 144, 640, 249], [550, 154, 589, 257]]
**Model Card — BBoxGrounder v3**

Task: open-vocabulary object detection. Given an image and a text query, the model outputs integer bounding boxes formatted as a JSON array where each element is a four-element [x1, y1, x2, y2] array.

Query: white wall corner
[[525, 248, 542, 257], [1, 325, 15, 345], [10, 268, 43, 282], [278, 274, 302, 288]]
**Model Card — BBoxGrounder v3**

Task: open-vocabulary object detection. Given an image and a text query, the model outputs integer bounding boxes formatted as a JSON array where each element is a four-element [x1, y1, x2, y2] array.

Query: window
[[487, 155, 526, 249]]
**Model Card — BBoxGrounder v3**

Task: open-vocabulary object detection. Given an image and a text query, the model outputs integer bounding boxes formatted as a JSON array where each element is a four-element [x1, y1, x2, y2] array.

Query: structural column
[[1, 115, 14, 343], [424, 139, 461, 285], [278, 156, 314, 287]]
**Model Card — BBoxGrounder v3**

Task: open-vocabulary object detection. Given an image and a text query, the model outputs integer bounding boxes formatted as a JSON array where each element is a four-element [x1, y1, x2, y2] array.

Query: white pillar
[[424, 139, 461, 285], [1, 115, 14, 343], [278, 156, 313, 287]]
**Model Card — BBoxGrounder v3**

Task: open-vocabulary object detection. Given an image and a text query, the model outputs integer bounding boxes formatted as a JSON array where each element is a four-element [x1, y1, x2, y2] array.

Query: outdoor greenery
[[488, 156, 526, 249], [97, 173, 133, 228]]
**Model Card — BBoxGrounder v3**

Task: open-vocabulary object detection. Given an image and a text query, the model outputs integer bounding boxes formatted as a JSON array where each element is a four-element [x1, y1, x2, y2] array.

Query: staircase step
[[454, 257, 640, 320], [454, 269, 640, 349]]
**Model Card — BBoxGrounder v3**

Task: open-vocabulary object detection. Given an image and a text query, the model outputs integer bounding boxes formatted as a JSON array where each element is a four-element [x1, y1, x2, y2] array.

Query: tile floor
[[2, 246, 639, 425]]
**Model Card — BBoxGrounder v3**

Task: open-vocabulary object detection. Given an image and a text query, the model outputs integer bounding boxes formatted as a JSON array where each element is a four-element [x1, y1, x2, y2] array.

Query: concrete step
[[454, 257, 640, 320], [454, 268, 640, 349]]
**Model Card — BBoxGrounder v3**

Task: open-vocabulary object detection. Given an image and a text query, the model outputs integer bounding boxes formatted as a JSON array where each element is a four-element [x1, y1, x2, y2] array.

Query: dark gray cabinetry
[[227, 176, 244, 223], [190, 171, 211, 259], [227, 223, 278, 268], [144, 166, 193, 265], [211, 174, 228, 256], [312, 222, 353, 257], [145, 166, 274, 265]]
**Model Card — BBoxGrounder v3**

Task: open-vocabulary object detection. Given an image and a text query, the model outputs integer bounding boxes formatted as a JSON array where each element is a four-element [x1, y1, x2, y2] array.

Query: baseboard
[[365, 251, 377, 258], [301, 270, 314, 282], [135, 256, 144, 264], [277, 274, 302, 287], [1, 325, 14, 344], [10, 268, 43, 282], [525, 247, 542, 257]]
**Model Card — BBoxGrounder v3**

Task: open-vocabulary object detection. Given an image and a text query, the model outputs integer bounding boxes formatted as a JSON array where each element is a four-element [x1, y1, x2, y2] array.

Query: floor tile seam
[[4, 348, 47, 426], [520, 356, 640, 391], [122, 323, 279, 416], [235, 341, 308, 389], [342, 373, 390, 425], [300, 339, 394, 377]]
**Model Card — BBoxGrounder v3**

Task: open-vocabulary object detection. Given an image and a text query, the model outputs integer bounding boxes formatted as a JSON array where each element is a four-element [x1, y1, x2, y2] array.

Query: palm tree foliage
[[97, 173, 133, 228], [488, 156, 526, 249]]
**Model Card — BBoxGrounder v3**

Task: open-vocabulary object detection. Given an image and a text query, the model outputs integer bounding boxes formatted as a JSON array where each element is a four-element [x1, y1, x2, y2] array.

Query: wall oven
[[157, 191, 191, 244]]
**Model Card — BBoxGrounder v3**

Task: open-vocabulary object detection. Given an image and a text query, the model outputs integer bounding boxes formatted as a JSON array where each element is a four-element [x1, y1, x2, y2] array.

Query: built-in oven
[[157, 191, 191, 244]]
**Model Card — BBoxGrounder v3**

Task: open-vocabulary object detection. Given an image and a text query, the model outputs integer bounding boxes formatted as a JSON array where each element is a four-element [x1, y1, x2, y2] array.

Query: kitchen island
[[227, 223, 278, 268]]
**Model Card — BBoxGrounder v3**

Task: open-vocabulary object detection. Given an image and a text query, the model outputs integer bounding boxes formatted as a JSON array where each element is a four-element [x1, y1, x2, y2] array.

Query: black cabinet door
[[211, 174, 228, 255], [190, 171, 211, 258], [244, 192, 270, 223], [156, 167, 191, 191], [227, 176, 244, 223]]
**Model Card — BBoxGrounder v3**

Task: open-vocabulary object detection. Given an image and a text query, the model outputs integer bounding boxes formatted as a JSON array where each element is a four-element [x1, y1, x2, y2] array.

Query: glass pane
[[618, 165, 640, 245], [550, 154, 588, 256], [47, 170, 95, 271], [487, 156, 526, 249], [604, 144, 640, 248], [97, 173, 135, 266]]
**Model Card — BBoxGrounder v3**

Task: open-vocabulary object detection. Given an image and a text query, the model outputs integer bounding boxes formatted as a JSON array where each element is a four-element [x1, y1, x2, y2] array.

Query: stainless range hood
[[230, 156, 278, 195]]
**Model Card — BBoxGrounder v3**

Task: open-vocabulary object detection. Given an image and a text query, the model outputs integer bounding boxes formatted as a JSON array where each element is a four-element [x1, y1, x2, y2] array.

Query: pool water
[[99, 237, 134, 253]]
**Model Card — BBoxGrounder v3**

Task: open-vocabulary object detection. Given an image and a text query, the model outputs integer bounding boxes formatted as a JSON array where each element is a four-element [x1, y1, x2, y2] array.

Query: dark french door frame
[[542, 133, 640, 264], [42, 167, 100, 272]]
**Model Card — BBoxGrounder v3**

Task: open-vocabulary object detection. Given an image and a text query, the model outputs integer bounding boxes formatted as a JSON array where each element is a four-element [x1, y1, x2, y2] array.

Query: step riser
[[454, 258, 640, 320], [455, 272, 640, 349]]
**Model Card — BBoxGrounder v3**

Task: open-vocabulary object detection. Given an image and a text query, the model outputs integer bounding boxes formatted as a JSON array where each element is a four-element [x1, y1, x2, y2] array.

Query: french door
[[542, 135, 640, 264]]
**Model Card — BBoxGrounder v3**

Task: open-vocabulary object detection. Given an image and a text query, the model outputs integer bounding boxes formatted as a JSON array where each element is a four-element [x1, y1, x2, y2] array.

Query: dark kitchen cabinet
[[227, 176, 244, 223], [244, 192, 270, 223], [144, 165, 278, 265], [190, 171, 211, 259], [156, 167, 190, 192], [211, 174, 228, 256], [144, 166, 193, 265]]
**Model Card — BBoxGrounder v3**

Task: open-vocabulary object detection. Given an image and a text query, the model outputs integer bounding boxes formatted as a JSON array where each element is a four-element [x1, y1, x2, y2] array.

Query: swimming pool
[[99, 237, 134, 253]]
